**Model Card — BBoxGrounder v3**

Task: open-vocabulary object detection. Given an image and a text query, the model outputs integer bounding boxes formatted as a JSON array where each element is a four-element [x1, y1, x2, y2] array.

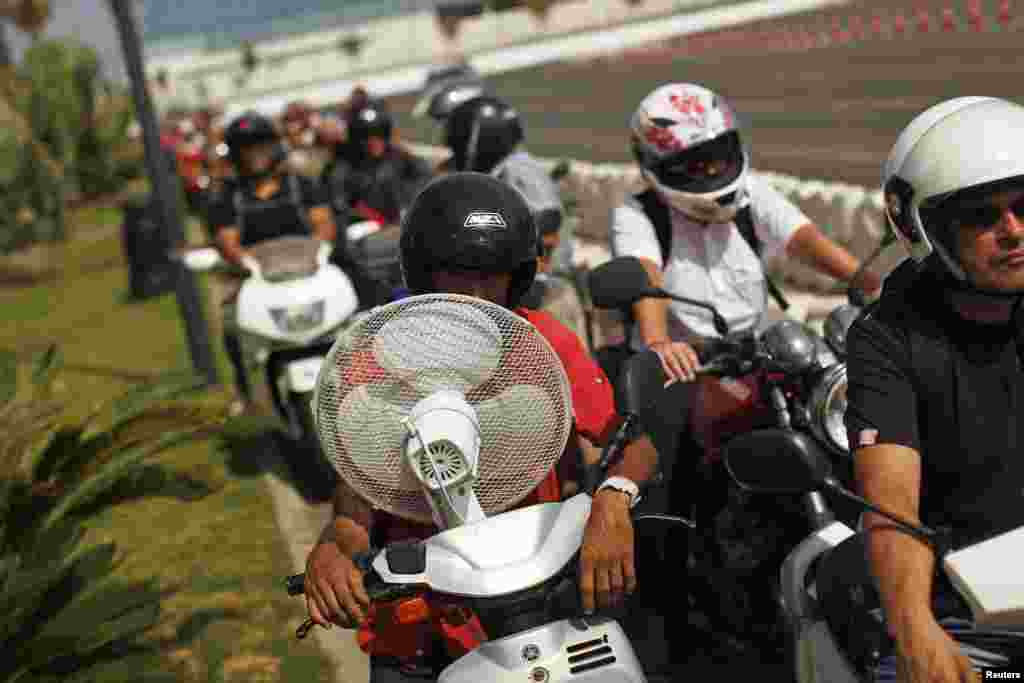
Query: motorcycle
[[722, 428, 1024, 680], [586, 256, 864, 660], [283, 293, 695, 682], [345, 218, 407, 300], [180, 236, 360, 490]]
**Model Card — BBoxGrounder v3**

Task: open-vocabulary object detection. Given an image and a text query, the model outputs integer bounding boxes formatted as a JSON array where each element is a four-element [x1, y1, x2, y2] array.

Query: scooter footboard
[[438, 617, 645, 683]]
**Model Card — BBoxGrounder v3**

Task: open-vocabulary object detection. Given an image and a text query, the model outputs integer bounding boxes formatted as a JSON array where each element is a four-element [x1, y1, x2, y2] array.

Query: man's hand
[[851, 268, 883, 300], [893, 614, 977, 683], [648, 339, 701, 384], [305, 540, 371, 629], [579, 489, 636, 613]]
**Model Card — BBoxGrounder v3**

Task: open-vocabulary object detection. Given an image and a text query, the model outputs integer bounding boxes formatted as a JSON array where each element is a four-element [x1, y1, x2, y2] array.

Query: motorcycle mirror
[[824, 304, 862, 357], [723, 429, 832, 495], [588, 256, 662, 310], [589, 257, 732, 336], [181, 247, 223, 272]]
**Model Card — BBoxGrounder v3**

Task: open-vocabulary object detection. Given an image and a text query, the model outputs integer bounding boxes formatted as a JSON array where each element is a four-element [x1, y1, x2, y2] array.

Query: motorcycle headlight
[[269, 300, 325, 333], [809, 363, 849, 455], [762, 319, 818, 374]]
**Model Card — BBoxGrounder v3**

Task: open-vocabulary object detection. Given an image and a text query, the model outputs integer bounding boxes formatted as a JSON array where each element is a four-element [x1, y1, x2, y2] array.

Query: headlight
[[762, 319, 818, 374], [809, 363, 849, 455], [269, 300, 325, 333]]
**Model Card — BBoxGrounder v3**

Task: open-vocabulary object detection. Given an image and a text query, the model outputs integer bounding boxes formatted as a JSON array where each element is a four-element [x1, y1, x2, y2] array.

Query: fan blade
[[373, 298, 503, 394], [475, 384, 567, 488]]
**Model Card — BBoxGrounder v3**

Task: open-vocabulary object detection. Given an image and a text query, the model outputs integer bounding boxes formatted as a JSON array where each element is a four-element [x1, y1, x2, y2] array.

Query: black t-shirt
[[206, 174, 329, 247], [322, 146, 433, 225], [845, 260, 1024, 549]]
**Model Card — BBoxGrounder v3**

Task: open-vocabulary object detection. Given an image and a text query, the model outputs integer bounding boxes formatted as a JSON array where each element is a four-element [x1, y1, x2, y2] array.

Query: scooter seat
[[815, 532, 894, 675]]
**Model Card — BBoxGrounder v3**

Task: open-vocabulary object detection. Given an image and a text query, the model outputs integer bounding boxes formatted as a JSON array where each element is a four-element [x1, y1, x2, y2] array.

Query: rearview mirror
[[824, 304, 861, 358], [723, 429, 832, 494], [588, 256, 660, 310]]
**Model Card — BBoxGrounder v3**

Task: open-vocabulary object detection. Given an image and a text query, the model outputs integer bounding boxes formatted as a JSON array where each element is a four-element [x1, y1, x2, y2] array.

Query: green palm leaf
[[40, 428, 206, 533]]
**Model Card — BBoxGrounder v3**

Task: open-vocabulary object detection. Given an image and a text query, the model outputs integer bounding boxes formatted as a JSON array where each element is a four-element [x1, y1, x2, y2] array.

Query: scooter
[[181, 236, 360, 488], [722, 428, 1024, 681], [284, 294, 698, 682]]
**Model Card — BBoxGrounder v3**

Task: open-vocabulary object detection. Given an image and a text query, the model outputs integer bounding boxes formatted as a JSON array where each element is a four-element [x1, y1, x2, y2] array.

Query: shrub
[[0, 347, 230, 681]]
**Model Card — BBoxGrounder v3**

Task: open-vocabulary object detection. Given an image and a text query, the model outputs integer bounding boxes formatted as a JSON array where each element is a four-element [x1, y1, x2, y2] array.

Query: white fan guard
[[313, 294, 574, 524]]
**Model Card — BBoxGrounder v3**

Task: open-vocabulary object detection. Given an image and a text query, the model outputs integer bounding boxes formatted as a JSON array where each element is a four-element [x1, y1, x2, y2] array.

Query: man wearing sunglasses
[[846, 96, 1024, 682], [608, 82, 881, 667]]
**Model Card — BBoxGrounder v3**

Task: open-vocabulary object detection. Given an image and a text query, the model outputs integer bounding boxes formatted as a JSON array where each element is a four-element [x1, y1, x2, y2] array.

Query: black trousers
[[618, 377, 709, 674], [224, 329, 252, 401]]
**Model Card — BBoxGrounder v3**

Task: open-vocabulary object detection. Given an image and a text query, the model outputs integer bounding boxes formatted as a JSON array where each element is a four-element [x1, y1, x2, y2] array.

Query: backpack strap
[[734, 206, 789, 311], [635, 190, 672, 265], [633, 192, 790, 311]]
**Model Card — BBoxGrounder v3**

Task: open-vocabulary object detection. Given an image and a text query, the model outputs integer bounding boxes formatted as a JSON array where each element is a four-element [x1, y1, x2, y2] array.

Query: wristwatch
[[596, 476, 642, 509]]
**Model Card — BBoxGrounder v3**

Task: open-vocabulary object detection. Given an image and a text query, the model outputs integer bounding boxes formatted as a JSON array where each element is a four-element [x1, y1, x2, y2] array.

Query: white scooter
[[722, 428, 1024, 681], [285, 294, 696, 682], [182, 236, 360, 488]]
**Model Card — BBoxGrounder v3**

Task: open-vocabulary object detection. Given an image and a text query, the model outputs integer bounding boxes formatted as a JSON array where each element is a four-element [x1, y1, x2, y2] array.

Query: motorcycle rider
[[846, 96, 1024, 682], [206, 112, 375, 412], [441, 95, 583, 335], [412, 62, 487, 159], [303, 172, 662, 682], [609, 82, 883, 666], [281, 100, 330, 178], [321, 97, 434, 229]]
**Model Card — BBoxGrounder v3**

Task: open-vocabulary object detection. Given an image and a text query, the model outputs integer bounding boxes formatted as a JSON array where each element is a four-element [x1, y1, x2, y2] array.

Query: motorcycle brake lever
[[296, 618, 316, 640]]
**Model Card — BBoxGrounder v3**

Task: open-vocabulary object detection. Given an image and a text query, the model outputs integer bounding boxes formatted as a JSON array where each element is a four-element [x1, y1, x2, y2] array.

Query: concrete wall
[[150, 0, 845, 111]]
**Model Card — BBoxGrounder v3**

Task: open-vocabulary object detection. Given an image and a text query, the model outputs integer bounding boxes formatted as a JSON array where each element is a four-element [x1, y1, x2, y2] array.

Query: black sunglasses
[[934, 195, 1024, 230]]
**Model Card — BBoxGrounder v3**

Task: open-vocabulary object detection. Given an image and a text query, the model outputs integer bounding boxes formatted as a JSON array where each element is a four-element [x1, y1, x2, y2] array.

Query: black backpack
[[633, 189, 789, 311]]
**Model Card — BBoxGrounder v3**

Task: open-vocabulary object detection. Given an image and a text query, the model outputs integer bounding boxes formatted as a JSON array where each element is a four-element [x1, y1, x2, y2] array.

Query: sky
[[5, 0, 440, 83], [9, 0, 130, 82]]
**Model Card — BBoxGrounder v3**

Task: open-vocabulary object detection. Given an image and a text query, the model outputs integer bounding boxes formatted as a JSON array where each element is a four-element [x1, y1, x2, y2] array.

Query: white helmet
[[630, 83, 749, 224], [883, 97, 1024, 287]]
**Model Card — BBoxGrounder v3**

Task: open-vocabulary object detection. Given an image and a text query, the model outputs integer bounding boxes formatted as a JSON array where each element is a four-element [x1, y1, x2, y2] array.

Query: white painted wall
[[149, 0, 847, 114]]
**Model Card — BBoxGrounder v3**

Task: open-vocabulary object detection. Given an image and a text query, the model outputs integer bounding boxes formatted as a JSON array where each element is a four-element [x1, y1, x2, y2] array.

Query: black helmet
[[413, 62, 487, 121], [224, 112, 286, 177], [346, 99, 393, 145], [400, 172, 538, 307], [444, 95, 524, 174]]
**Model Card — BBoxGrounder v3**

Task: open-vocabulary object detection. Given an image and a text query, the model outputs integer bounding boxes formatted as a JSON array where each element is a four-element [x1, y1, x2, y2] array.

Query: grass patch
[[3, 204, 333, 681]]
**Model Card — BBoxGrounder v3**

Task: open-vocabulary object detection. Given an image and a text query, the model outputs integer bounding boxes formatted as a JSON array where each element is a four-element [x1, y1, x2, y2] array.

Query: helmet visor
[[653, 131, 744, 194]]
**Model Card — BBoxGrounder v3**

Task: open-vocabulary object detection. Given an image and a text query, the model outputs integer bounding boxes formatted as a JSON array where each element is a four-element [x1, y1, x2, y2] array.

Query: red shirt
[[358, 307, 618, 659]]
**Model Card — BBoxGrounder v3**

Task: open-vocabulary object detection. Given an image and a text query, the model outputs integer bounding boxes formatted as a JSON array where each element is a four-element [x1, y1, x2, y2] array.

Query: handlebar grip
[[284, 547, 378, 598], [695, 358, 731, 377]]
